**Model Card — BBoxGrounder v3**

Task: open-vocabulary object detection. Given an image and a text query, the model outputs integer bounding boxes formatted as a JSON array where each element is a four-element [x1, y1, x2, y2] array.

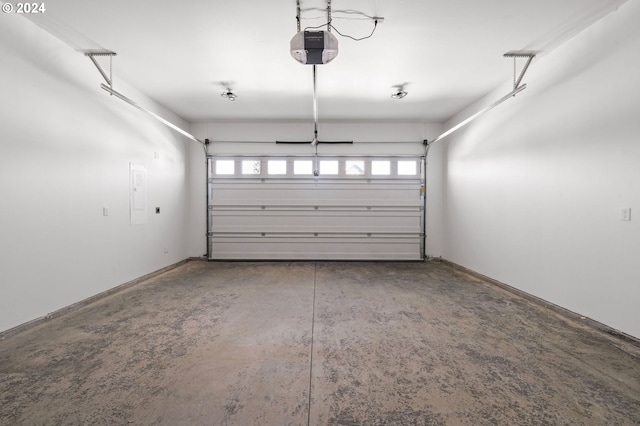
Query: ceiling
[[26, 0, 626, 124]]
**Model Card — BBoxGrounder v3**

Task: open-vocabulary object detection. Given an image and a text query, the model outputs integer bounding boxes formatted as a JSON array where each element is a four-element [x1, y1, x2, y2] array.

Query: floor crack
[[307, 262, 317, 426]]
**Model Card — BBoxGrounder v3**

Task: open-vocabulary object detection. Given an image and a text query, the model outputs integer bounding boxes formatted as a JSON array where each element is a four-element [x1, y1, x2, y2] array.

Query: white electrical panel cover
[[130, 163, 147, 225]]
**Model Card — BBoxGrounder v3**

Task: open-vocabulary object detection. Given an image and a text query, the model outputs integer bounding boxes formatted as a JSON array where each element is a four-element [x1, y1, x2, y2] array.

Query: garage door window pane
[[242, 160, 261, 175], [397, 161, 417, 175], [346, 160, 365, 175], [216, 160, 235, 175], [320, 161, 338, 175], [294, 160, 313, 175], [268, 160, 287, 175], [371, 160, 390, 175]]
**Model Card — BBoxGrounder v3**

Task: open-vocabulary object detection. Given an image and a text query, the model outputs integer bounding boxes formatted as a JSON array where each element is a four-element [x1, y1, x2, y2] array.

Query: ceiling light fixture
[[391, 90, 408, 99], [221, 89, 237, 101], [391, 83, 408, 99]]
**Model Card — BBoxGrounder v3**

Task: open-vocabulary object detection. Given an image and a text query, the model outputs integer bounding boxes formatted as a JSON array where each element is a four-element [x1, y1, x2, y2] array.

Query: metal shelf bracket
[[504, 51, 536, 90], [83, 49, 117, 91]]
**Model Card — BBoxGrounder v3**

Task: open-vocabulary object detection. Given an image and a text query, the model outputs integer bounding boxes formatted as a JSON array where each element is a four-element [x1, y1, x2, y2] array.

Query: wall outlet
[[621, 208, 631, 221], [103, 207, 109, 216]]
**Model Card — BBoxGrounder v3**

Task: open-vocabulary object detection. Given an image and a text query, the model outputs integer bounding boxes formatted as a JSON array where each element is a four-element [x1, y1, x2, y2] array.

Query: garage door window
[[346, 160, 365, 175], [242, 160, 261, 175], [294, 160, 313, 175], [371, 160, 390, 175], [216, 160, 235, 174], [268, 160, 287, 175], [320, 160, 339, 175]]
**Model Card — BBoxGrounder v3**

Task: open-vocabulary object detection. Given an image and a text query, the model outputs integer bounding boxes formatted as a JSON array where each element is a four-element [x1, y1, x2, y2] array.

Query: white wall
[[443, 1, 640, 338], [187, 121, 445, 258], [0, 16, 192, 331]]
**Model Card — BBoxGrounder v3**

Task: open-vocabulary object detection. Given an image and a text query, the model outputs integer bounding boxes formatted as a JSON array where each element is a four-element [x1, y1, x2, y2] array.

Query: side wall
[[443, 2, 640, 337], [0, 16, 192, 331]]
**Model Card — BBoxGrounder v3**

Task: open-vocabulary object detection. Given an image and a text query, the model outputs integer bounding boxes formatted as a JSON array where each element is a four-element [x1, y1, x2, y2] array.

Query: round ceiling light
[[391, 90, 408, 99], [221, 89, 237, 101]]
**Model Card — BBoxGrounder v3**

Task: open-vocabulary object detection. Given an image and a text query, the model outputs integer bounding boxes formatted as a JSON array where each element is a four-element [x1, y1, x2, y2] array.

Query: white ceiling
[[28, 0, 626, 124]]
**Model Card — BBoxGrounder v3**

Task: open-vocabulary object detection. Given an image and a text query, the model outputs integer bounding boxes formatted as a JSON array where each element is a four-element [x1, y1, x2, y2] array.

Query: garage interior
[[1, 0, 639, 424]]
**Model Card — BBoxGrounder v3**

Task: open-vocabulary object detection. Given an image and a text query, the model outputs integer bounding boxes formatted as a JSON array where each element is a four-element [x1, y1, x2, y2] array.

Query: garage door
[[207, 155, 425, 260]]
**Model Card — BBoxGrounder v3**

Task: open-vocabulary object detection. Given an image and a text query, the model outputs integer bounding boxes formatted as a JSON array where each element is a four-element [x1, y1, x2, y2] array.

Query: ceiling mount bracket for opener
[[83, 49, 117, 93]]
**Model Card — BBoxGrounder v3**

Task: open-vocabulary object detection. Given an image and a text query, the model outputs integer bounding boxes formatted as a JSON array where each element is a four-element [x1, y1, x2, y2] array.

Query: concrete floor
[[1, 261, 639, 425]]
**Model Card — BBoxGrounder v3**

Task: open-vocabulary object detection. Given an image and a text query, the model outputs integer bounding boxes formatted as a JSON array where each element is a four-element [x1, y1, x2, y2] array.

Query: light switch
[[103, 207, 109, 216]]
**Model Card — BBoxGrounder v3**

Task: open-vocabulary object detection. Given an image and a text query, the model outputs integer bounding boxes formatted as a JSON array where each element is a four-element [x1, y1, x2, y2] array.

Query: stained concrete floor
[[1, 261, 639, 425]]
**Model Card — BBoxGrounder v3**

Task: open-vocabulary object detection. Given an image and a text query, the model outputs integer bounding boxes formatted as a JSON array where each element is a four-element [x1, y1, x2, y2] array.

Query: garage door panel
[[210, 212, 420, 233], [209, 236, 422, 260], [211, 199, 421, 208], [209, 188, 420, 204], [210, 225, 420, 234], [211, 206, 421, 212]]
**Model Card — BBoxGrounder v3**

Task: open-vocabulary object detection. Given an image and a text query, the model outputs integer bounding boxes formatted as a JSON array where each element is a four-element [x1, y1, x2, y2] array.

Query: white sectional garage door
[[207, 155, 424, 260]]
